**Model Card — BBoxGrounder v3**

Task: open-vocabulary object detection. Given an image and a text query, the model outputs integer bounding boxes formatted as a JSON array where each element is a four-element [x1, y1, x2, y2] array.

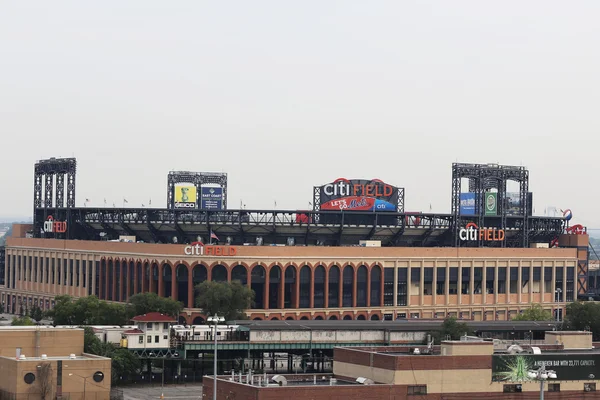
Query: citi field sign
[[318, 178, 399, 212], [459, 222, 505, 241], [43, 216, 67, 233], [184, 242, 237, 256]]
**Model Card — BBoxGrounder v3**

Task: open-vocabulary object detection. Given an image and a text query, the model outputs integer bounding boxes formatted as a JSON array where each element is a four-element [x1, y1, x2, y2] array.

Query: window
[[163, 323, 169, 330], [147, 336, 152, 343], [407, 385, 427, 395], [163, 335, 168, 340], [548, 383, 560, 392], [585, 383, 596, 392], [147, 322, 153, 329], [503, 384, 522, 393], [154, 335, 159, 343], [138, 336, 143, 344]]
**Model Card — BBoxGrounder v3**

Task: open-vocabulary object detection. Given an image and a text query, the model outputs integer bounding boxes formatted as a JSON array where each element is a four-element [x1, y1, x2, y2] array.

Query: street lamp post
[[208, 314, 225, 400], [527, 365, 557, 400], [68, 373, 87, 399]]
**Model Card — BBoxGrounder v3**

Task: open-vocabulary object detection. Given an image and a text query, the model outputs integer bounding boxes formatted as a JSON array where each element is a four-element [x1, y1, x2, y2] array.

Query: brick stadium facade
[[0, 227, 584, 323]]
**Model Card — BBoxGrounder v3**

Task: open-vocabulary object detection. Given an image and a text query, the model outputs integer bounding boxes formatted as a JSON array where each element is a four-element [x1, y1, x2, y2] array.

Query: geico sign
[[43, 216, 67, 233], [184, 242, 237, 256], [175, 202, 196, 209], [459, 223, 505, 241]]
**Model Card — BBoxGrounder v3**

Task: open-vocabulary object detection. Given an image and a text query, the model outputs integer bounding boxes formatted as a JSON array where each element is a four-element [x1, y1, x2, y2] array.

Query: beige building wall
[[0, 329, 84, 358], [440, 341, 494, 356], [2, 237, 578, 321], [545, 331, 593, 349], [7, 357, 112, 400]]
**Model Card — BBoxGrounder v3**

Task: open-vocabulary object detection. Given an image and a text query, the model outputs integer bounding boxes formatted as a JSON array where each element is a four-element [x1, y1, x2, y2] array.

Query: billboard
[[459, 192, 533, 216], [492, 354, 600, 382], [174, 184, 197, 209], [317, 178, 399, 212], [459, 193, 476, 215], [484, 192, 497, 215], [201, 187, 223, 210], [506, 192, 534, 216]]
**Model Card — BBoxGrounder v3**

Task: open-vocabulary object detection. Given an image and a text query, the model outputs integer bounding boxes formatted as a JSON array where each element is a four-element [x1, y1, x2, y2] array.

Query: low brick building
[[203, 331, 600, 399], [0, 327, 112, 400]]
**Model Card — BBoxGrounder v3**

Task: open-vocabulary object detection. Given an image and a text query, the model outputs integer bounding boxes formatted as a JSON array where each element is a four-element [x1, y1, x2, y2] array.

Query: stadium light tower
[[207, 314, 225, 400], [527, 364, 557, 400]]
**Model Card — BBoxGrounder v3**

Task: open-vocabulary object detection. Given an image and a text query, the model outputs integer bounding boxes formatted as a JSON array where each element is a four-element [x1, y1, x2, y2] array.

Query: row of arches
[[97, 259, 384, 310], [182, 312, 382, 325]]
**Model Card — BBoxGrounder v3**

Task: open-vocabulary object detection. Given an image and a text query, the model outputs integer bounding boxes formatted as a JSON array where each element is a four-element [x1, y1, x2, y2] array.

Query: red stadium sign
[[43, 216, 67, 234], [184, 242, 237, 256]]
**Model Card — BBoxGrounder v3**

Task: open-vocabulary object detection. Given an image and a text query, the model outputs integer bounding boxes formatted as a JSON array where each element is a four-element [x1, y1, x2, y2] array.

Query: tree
[[46, 295, 129, 326], [429, 317, 473, 344], [11, 315, 34, 326], [512, 304, 553, 321], [30, 305, 44, 323], [127, 292, 184, 318], [82, 327, 140, 383], [37, 363, 53, 400], [565, 302, 600, 340], [195, 280, 254, 321]]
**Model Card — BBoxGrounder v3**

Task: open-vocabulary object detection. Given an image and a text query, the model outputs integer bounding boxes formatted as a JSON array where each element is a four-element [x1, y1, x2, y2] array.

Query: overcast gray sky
[[1, 1, 599, 228]]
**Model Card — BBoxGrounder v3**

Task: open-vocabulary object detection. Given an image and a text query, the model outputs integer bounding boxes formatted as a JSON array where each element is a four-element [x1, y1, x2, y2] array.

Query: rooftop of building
[[131, 312, 177, 322], [4, 354, 104, 362], [215, 373, 368, 387], [232, 319, 561, 332]]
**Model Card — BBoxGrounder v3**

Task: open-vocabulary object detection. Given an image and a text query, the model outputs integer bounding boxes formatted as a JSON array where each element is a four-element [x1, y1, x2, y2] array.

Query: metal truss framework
[[451, 163, 529, 247], [33, 158, 77, 238], [37, 207, 564, 249], [166, 171, 228, 210]]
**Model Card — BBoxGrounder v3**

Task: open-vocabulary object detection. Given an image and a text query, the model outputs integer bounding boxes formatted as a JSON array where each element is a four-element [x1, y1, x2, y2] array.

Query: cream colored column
[[494, 264, 499, 304], [393, 264, 398, 307], [458, 262, 463, 305], [482, 264, 487, 304], [562, 265, 567, 302], [407, 265, 412, 307], [419, 264, 425, 306], [541, 263, 546, 303], [469, 266, 474, 304], [517, 260, 522, 305], [529, 264, 534, 304], [432, 264, 437, 306], [92, 257, 97, 297]]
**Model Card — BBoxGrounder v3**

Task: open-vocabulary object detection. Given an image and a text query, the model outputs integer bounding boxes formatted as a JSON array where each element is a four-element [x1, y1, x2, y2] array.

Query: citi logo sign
[[43, 216, 67, 233], [459, 223, 505, 241], [323, 178, 393, 197], [184, 241, 237, 256]]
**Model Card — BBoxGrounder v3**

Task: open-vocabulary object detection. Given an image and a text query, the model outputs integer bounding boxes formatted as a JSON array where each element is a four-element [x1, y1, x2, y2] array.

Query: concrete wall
[[0, 329, 84, 358], [545, 331, 593, 349]]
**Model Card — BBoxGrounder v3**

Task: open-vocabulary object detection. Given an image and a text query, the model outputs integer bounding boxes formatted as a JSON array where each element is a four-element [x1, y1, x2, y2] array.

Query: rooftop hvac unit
[[271, 375, 287, 386], [356, 377, 374, 385]]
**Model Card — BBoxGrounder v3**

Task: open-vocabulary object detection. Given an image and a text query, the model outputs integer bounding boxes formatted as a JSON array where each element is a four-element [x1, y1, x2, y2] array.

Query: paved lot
[[122, 384, 203, 400]]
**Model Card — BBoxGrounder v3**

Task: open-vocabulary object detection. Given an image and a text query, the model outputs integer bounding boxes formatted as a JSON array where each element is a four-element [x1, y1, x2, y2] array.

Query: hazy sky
[[1, 1, 599, 229]]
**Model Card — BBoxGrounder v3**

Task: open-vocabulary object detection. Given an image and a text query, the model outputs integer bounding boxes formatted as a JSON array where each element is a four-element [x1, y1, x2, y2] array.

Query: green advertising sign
[[492, 354, 600, 382], [484, 192, 497, 216]]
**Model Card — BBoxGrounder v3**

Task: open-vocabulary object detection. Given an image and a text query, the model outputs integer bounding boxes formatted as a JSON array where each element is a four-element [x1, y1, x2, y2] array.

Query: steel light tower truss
[[33, 157, 77, 238], [451, 163, 529, 247], [166, 171, 228, 210]]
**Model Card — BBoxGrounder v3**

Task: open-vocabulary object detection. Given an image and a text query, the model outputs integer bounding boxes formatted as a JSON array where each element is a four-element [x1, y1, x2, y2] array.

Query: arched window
[[357, 265, 368, 307], [328, 266, 340, 308], [370, 265, 381, 307], [314, 266, 325, 308], [299, 266, 311, 308]]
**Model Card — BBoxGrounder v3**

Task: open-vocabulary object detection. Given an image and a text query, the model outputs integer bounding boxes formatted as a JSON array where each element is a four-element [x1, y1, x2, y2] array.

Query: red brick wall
[[202, 377, 600, 400]]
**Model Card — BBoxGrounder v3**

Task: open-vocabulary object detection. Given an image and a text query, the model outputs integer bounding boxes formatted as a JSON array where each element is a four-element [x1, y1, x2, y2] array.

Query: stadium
[[0, 158, 590, 323]]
